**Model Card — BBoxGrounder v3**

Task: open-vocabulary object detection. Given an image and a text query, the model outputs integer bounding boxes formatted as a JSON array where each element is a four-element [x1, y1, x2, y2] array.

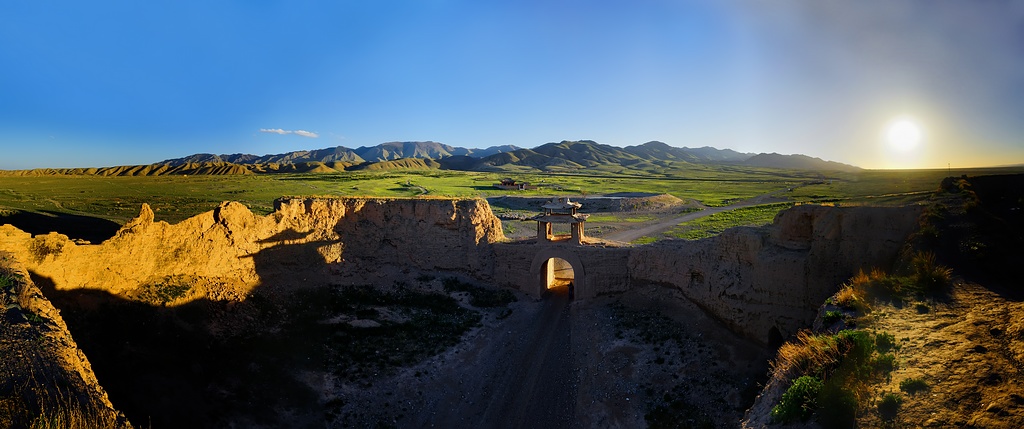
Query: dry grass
[[910, 251, 953, 293], [833, 284, 868, 313], [770, 330, 844, 380], [29, 400, 127, 429]]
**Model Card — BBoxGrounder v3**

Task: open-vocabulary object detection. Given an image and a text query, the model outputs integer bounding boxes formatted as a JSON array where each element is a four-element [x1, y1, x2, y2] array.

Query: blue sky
[[2, 1, 1023, 169]]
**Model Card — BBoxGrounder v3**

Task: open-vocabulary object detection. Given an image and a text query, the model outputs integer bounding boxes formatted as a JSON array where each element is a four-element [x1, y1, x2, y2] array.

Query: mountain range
[[160, 140, 859, 172], [1, 140, 861, 176], [159, 142, 521, 167]]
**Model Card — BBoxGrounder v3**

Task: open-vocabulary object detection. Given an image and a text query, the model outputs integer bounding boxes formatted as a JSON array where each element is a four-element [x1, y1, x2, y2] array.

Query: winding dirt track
[[602, 193, 785, 243]]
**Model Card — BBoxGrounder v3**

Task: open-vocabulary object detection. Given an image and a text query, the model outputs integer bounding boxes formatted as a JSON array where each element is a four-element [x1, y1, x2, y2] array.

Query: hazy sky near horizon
[[2, 1, 1023, 170]]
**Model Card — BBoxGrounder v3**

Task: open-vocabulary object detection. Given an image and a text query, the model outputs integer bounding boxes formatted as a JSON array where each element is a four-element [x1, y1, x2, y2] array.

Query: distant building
[[533, 197, 589, 245], [494, 178, 537, 191]]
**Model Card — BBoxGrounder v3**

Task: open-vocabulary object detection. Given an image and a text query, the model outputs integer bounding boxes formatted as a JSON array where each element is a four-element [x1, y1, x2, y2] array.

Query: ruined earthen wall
[[0, 197, 504, 302], [297, 197, 504, 277], [628, 205, 923, 344], [0, 198, 922, 346]]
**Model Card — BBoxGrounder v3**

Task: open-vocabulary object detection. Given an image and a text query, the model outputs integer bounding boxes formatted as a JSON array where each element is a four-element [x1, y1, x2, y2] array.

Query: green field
[[0, 166, 1019, 230], [662, 203, 794, 241]]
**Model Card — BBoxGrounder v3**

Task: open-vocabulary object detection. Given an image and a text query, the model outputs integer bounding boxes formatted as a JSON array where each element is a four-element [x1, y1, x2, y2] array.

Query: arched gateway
[[528, 249, 586, 298]]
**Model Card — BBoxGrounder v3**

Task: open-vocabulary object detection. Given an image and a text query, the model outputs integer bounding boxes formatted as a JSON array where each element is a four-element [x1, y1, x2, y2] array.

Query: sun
[[886, 119, 922, 152]]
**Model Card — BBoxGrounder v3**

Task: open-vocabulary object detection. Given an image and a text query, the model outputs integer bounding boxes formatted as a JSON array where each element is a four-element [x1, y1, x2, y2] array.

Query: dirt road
[[478, 286, 575, 428], [405, 287, 576, 428], [602, 193, 785, 243]]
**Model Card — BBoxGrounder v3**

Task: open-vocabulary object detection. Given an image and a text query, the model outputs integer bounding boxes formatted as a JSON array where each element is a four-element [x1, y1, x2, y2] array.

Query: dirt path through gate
[[400, 286, 576, 428]]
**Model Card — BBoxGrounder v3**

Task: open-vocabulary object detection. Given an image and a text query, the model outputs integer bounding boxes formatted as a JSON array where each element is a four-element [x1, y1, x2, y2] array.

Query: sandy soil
[[857, 281, 1024, 428]]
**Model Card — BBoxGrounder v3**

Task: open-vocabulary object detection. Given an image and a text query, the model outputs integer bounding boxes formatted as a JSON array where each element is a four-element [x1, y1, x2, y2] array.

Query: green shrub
[[771, 375, 823, 423], [874, 331, 897, 352], [822, 310, 844, 326], [836, 330, 874, 367], [899, 377, 929, 395], [873, 353, 897, 374], [0, 272, 18, 292], [877, 393, 902, 420]]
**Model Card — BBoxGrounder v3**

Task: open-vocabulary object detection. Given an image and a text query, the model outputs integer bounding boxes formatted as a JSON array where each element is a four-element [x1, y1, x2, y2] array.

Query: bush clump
[[874, 331, 897, 353], [771, 329, 900, 427], [899, 377, 929, 395], [877, 393, 903, 420], [822, 310, 844, 326], [772, 375, 823, 423]]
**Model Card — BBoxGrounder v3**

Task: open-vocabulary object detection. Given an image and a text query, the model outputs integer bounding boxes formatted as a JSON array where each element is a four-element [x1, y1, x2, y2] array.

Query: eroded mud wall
[[0, 197, 504, 302], [629, 205, 923, 344]]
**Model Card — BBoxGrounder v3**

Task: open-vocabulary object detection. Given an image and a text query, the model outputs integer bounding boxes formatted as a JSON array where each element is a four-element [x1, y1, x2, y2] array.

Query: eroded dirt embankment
[[0, 252, 130, 428]]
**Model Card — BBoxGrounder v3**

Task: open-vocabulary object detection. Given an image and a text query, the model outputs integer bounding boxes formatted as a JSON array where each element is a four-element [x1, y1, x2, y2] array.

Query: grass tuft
[[910, 251, 953, 293]]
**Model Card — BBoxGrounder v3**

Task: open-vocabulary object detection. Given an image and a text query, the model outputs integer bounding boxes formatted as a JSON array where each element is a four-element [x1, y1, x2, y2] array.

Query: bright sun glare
[[886, 119, 923, 152]]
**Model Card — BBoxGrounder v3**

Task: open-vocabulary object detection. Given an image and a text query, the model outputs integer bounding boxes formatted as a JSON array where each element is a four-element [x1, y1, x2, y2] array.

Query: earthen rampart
[[0, 198, 920, 345], [0, 197, 504, 302], [628, 205, 922, 344]]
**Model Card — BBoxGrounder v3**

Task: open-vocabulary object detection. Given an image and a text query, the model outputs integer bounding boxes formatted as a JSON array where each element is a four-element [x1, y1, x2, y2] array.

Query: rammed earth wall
[[0, 199, 920, 345]]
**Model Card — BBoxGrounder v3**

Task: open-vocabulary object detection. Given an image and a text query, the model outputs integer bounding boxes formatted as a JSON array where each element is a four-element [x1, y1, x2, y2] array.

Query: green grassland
[[0, 166, 1019, 227], [662, 203, 794, 241]]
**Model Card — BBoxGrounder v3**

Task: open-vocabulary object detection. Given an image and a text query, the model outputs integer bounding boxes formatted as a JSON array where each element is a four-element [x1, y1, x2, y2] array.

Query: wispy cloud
[[259, 128, 319, 138]]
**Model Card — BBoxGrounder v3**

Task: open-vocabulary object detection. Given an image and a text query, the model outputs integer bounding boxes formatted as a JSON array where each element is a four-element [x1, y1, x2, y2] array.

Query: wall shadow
[[0, 210, 121, 243], [28, 240, 343, 428]]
